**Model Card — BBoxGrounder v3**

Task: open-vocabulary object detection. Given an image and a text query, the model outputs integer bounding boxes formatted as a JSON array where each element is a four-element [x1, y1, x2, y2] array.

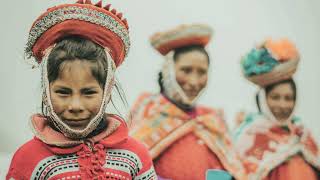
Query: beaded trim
[[25, 6, 130, 60]]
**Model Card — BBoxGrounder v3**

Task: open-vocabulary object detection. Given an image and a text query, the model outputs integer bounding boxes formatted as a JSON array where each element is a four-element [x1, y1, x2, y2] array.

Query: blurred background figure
[[130, 24, 245, 180], [234, 38, 320, 180]]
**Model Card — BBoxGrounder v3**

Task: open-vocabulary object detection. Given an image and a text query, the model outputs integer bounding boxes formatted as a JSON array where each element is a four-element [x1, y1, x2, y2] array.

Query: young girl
[[130, 24, 245, 180], [234, 39, 320, 179], [6, 1, 156, 179]]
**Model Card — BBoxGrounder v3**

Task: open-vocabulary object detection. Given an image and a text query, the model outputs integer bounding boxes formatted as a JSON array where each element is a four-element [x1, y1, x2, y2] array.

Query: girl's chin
[[68, 126, 87, 130], [275, 116, 290, 122], [188, 96, 197, 101]]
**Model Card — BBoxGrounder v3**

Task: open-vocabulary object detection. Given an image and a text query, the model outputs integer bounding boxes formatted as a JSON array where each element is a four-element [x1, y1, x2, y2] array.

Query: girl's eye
[[55, 90, 71, 95], [198, 69, 207, 76], [285, 95, 294, 101], [181, 67, 192, 74], [270, 95, 280, 100], [84, 90, 97, 95]]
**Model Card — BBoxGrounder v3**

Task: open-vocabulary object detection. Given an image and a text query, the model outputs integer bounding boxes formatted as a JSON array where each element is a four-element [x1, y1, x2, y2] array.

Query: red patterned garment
[[130, 93, 246, 180], [7, 114, 156, 180], [234, 113, 320, 180]]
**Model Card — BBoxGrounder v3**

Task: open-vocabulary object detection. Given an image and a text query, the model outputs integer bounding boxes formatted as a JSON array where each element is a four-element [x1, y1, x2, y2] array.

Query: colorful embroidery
[[234, 114, 320, 179], [131, 93, 246, 179], [31, 148, 146, 179]]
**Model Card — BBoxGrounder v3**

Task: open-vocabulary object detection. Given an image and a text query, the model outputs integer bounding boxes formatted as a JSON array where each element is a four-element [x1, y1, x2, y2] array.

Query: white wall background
[[1, 0, 319, 157]]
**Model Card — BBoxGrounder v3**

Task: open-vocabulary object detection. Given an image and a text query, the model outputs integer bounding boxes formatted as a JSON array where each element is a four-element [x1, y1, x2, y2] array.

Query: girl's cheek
[[86, 96, 103, 113], [88, 100, 99, 112], [176, 74, 188, 86], [199, 76, 208, 87], [51, 95, 68, 113]]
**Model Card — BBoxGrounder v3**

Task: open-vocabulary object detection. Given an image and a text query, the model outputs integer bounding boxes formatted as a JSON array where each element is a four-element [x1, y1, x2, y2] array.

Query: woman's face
[[50, 60, 103, 130], [174, 50, 209, 100], [266, 83, 295, 122]]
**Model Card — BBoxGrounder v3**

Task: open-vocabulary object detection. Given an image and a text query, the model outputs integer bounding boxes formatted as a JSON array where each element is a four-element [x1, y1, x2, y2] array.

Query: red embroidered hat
[[150, 24, 213, 55], [25, 0, 130, 67]]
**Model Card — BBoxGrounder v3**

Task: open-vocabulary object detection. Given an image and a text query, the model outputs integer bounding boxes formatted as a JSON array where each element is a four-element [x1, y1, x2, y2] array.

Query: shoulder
[[132, 92, 164, 108], [233, 112, 265, 139], [197, 106, 226, 123], [131, 92, 156, 116], [125, 137, 156, 179], [131, 92, 154, 110], [10, 138, 49, 163], [110, 137, 156, 179], [103, 117, 151, 162], [130, 93, 163, 127], [240, 112, 265, 125], [136, 92, 153, 100], [7, 138, 51, 179], [117, 137, 152, 162]]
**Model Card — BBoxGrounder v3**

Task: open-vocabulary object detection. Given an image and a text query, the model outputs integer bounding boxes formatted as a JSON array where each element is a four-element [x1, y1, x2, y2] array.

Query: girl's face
[[174, 50, 209, 100], [266, 83, 295, 122], [50, 60, 103, 130]]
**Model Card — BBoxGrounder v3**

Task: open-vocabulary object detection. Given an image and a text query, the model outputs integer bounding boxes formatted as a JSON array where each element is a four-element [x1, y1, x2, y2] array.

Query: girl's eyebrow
[[54, 85, 69, 89], [54, 86, 72, 91], [81, 87, 99, 91]]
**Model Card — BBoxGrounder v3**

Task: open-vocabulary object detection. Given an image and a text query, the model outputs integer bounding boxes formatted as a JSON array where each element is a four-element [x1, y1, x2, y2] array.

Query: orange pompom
[[264, 39, 299, 62]]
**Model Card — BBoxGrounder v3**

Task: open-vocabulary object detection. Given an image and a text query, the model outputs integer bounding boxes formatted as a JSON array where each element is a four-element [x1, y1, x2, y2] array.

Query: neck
[[161, 92, 195, 112]]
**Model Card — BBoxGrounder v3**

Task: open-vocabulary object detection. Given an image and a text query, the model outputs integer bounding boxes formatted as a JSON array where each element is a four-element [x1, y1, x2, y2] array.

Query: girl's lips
[[63, 118, 90, 126]]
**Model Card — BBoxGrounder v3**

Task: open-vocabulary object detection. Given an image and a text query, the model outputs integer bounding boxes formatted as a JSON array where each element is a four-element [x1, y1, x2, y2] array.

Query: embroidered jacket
[[7, 114, 156, 180]]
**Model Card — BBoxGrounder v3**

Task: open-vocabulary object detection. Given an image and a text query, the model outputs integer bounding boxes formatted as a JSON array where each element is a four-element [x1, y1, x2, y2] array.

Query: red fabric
[[131, 93, 230, 179], [31, 3, 128, 67], [265, 155, 318, 180], [6, 115, 154, 180], [156, 36, 210, 55], [154, 133, 225, 180], [77, 143, 107, 179]]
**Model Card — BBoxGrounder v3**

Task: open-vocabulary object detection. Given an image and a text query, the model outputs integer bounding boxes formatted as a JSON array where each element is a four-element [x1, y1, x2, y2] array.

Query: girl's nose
[[68, 97, 84, 114]]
